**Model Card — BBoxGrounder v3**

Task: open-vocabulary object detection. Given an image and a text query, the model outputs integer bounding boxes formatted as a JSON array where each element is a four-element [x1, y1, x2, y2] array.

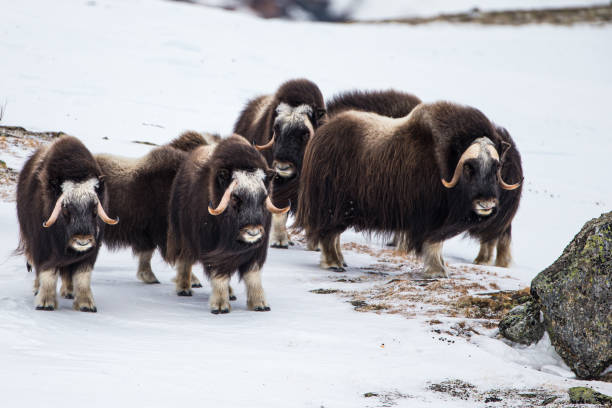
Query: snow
[[1, 0, 612, 406]]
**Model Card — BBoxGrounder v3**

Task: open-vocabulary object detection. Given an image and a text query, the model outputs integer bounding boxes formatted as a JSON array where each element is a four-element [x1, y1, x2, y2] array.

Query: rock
[[568, 387, 612, 404], [499, 300, 545, 345], [531, 212, 612, 379]]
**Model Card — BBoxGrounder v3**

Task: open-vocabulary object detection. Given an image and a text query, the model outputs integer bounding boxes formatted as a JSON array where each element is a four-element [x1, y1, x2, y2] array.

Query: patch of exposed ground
[[0, 126, 63, 202], [427, 380, 566, 407], [305, 238, 530, 336], [357, 5, 612, 26]]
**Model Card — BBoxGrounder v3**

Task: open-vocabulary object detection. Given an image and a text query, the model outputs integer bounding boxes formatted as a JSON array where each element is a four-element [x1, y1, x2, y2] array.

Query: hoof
[[328, 266, 345, 272], [254, 306, 271, 312], [79, 306, 97, 313], [211, 308, 230, 314], [63, 293, 74, 300], [271, 243, 289, 249], [35, 305, 54, 311], [177, 290, 193, 297], [229, 295, 237, 301], [342, 262, 348, 267], [191, 282, 203, 288], [288, 240, 295, 246], [33, 291, 39, 296]]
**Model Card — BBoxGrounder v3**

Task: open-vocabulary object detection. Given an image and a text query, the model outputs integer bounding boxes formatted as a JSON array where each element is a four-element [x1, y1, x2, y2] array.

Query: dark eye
[[62, 207, 70, 219], [231, 194, 241, 207], [463, 163, 474, 178]]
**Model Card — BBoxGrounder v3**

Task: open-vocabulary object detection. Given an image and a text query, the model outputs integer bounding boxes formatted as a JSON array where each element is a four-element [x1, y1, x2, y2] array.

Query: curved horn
[[208, 179, 238, 216], [97, 201, 119, 225], [255, 133, 275, 151], [441, 143, 483, 188], [42, 193, 65, 228], [496, 141, 520, 190], [265, 196, 290, 214], [498, 170, 521, 190]]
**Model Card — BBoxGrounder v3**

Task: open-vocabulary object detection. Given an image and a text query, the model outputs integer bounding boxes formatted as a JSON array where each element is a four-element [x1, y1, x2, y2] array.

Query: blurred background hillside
[[169, 0, 611, 21]]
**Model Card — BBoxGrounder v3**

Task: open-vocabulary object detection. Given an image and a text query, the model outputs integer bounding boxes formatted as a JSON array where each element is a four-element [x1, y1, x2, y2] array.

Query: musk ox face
[[43, 178, 118, 253], [208, 169, 289, 245], [270, 103, 315, 179], [442, 137, 520, 218]]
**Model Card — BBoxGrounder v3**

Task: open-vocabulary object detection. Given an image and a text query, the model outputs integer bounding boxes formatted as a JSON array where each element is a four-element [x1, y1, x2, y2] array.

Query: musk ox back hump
[[326, 89, 421, 119]]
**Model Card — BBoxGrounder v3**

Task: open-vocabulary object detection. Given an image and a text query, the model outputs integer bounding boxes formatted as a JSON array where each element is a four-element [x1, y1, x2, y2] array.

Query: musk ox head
[[208, 168, 289, 245], [43, 177, 118, 252], [441, 137, 520, 217], [256, 102, 324, 179]]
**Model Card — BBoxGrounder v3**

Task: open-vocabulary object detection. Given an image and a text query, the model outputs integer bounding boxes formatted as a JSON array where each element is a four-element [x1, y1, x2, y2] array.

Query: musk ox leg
[[495, 228, 512, 268], [229, 285, 237, 301], [423, 242, 449, 278], [474, 240, 496, 265], [320, 233, 345, 272], [209, 274, 231, 314], [73, 265, 97, 312], [136, 250, 160, 284], [34, 269, 58, 310], [270, 212, 290, 249], [306, 238, 320, 251], [33, 275, 40, 296], [335, 235, 347, 268], [175, 260, 193, 297], [59, 268, 74, 299], [244, 265, 270, 312], [190, 272, 203, 288]]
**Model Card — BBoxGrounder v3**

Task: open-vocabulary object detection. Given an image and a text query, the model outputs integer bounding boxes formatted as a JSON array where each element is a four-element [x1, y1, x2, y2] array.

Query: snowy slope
[[1, 0, 611, 406]]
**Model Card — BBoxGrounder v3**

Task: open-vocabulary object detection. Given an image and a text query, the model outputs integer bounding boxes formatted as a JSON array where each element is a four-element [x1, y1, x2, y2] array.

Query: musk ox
[[295, 101, 522, 277], [233, 79, 326, 249], [166, 135, 289, 314], [17, 136, 118, 312], [95, 131, 207, 287]]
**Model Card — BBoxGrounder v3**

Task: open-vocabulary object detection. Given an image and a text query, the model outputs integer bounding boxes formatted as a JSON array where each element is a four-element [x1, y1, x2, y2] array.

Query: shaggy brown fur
[[233, 79, 325, 210], [326, 89, 421, 118], [296, 102, 523, 275], [17, 136, 110, 311], [95, 132, 206, 280], [166, 135, 275, 313]]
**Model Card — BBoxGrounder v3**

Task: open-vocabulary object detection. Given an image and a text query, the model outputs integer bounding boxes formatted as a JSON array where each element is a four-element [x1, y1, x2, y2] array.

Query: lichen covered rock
[[499, 300, 545, 345], [531, 211, 612, 379], [568, 387, 612, 405]]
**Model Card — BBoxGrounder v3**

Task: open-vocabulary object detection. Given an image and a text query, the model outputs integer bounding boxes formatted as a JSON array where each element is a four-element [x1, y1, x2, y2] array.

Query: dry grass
[[0, 126, 62, 202], [307, 235, 531, 336]]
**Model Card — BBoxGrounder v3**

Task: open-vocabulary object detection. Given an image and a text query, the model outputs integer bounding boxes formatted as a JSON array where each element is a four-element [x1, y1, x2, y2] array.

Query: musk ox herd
[[16, 79, 523, 314]]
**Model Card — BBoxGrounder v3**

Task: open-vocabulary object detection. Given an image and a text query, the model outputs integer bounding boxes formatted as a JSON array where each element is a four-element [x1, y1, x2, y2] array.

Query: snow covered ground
[[1, 0, 611, 406]]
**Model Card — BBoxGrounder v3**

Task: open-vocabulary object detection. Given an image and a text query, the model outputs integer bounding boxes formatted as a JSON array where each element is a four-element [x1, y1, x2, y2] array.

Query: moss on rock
[[531, 212, 612, 380]]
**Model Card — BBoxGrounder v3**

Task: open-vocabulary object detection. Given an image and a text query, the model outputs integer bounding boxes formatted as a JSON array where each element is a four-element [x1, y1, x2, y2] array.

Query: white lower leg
[[35, 269, 58, 310], [495, 234, 512, 267], [136, 250, 159, 283], [320, 234, 344, 270], [73, 265, 96, 312], [474, 240, 495, 265], [175, 260, 193, 295], [335, 235, 346, 266], [423, 241, 449, 278], [60, 269, 74, 299], [270, 212, 290, 248], [209, 274, 230, 313], [244, 265, 269, 311]]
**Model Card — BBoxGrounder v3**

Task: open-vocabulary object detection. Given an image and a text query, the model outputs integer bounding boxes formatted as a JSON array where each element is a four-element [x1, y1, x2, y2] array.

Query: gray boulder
[[531, 211, 612, 379], [499, 300, 545, 345]]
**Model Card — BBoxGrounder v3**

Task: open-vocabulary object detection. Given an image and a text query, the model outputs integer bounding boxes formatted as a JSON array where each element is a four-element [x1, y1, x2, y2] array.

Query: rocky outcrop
[[498, 300, 545, 345], [530, 212, 612, 379]]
